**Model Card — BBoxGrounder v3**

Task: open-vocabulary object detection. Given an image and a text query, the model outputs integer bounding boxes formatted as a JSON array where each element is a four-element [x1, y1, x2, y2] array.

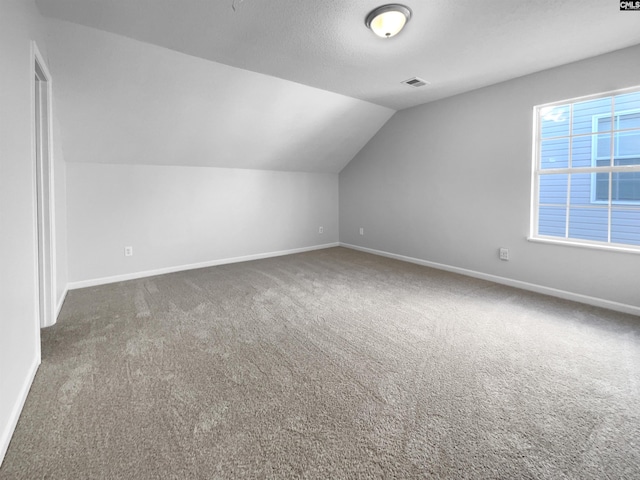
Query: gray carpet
[[1, 247, 639, 479]]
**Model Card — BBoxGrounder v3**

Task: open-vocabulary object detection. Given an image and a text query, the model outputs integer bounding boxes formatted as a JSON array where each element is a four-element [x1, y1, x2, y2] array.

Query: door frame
[[31, 41, 57, 329]]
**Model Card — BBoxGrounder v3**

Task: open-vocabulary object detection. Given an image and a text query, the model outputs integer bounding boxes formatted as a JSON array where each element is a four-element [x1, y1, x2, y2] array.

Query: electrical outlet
[[499, 247, 509, 261], [319, 226, 324, 234], [124, 246, 133, 257], [359, 227, 364, 236]]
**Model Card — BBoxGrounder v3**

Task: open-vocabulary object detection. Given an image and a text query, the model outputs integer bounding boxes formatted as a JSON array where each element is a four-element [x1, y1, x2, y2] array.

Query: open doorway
[[32, 42, 56, 329]]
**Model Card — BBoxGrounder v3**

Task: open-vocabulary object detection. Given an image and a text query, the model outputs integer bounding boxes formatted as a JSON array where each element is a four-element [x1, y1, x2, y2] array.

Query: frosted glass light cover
[[366, 5, 412, 38], [371, 11, 407, 37]]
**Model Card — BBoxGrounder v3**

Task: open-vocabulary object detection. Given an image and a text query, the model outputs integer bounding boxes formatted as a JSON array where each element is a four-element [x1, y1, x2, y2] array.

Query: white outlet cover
[[319, 226, 324, 234], [124, 246, 133, 257]]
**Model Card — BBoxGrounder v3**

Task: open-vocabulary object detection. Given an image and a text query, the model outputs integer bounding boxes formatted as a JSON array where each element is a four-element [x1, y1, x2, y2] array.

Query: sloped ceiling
[[37, 0, 640, 110], [38, 1, 640, 173], [44, 20, 394, 173]]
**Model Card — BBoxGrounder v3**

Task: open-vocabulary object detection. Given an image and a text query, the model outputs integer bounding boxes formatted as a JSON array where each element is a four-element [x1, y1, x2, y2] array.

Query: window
[[531, 87, 640, 250]]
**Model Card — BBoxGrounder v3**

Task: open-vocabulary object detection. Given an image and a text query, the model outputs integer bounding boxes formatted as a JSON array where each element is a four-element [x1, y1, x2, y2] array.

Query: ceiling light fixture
[[365, 4, 412, 38]]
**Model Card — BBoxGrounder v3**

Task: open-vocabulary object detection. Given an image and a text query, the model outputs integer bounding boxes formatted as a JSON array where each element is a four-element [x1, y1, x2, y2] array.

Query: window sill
[[527, 236, 640, 255]]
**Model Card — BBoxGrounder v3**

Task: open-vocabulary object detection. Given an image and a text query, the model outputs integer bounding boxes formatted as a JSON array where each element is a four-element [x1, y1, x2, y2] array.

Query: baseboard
[[68, 243, 340, 290], [0, 355, 40, 467], [55, 287, 68, 321], [340, 243, 640, 317]]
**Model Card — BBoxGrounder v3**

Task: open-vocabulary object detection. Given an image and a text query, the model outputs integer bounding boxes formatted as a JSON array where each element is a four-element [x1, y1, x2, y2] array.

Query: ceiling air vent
[[402, 77, 429, 88]]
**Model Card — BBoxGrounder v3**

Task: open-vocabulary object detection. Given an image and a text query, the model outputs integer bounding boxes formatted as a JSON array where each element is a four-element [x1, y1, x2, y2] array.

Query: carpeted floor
[[1, 247, 639, 479]]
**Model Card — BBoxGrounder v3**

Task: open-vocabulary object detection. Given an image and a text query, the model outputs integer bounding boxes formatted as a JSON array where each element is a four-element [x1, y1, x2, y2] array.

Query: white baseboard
[[68, 243, 340, 290], [54, 287, 68, 322], [340, 243, 640, 317], [0, 355, 40, 467]]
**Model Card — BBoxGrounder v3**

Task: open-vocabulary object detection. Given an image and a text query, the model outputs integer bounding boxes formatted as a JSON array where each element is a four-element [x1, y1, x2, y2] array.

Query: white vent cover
[[401, 77, 429, 88]]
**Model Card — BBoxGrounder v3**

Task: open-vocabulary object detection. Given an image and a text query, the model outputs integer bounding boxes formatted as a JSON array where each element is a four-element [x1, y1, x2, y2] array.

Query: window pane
[[612, 172, 640, 203], [538, 206, 566, 237], [573, 97, 611, 135], [539, 174, 567, 205], [540, 138, 568, 169], [597, 116, 610, 132], [615, 130, 640, 162], [595, 133, 611, 164], [594, 173, 609, 202], [569, 173, 597, 206], [568, 208, 608, 242], [614, 91, 640, 116], [611, 208, 640, 245], [571, 135, 592, 168], [540, 105, 569, 138], [618, 111, 640, 130]]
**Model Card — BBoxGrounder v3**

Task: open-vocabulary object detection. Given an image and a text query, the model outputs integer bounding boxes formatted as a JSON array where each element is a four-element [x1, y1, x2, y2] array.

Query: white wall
[[45, 18, 353, 287], [340, 44, 640, 311], [67, 163, 338, 285], [0, 0, 67, 465], [52, 100, 68, 311]]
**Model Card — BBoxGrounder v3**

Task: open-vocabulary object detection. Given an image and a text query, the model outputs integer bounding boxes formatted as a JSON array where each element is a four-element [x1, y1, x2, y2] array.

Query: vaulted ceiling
[[35, 1, 640, 173], [36, 0, 640, 110]]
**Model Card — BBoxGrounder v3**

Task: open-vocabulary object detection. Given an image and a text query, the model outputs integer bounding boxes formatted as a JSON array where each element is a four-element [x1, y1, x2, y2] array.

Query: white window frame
[[529, 85, 640, 254]]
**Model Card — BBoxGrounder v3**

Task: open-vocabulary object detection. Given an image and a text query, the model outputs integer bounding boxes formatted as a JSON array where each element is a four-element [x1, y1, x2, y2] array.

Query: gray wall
[[66, 164, 338, 285], [0, 0, 68, 464], [340, 44, 640, 309]]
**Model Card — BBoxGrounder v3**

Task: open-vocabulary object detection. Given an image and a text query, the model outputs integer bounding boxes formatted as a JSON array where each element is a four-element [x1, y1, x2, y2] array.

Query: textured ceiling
[[35, 0, 640, 110]]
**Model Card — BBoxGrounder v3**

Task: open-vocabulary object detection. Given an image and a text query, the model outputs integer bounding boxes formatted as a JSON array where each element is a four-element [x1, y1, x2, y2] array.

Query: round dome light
[[365, 4, 412, 38]]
